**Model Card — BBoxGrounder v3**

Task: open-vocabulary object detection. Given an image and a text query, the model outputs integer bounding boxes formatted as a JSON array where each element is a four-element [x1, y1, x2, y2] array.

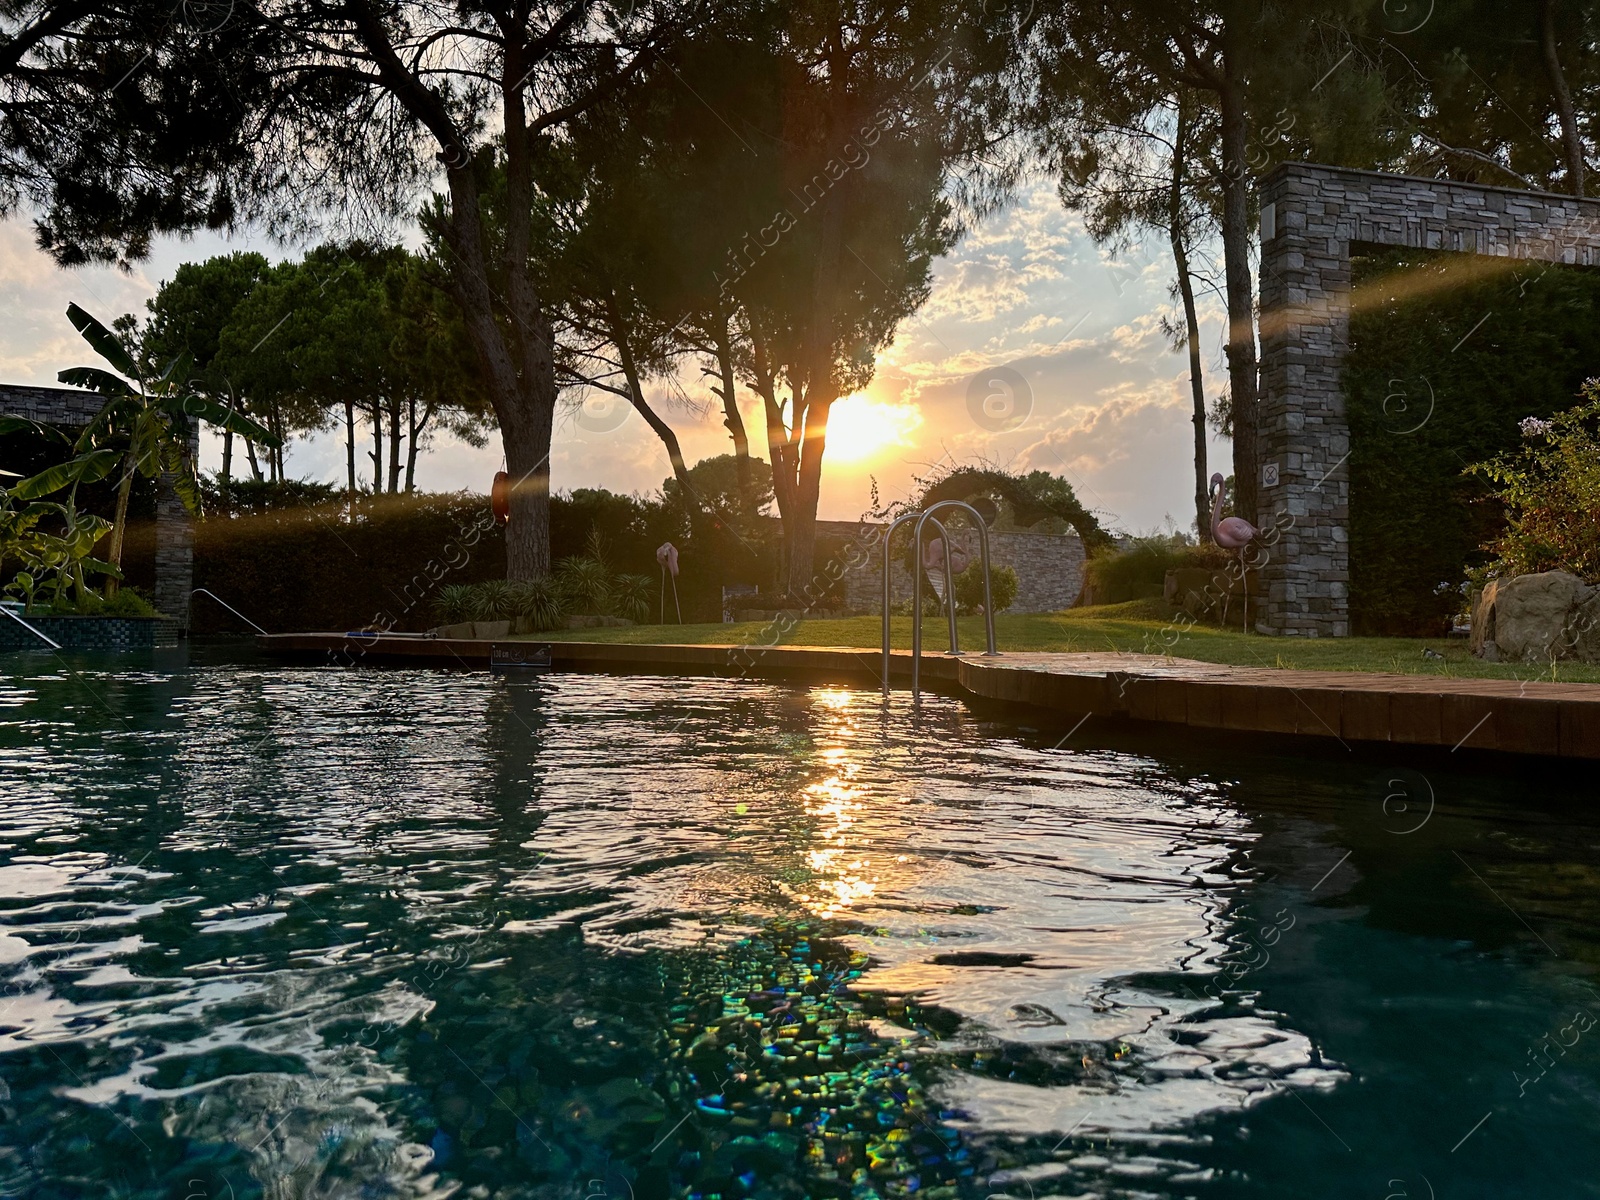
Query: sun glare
[[823, 395, 923, 463]]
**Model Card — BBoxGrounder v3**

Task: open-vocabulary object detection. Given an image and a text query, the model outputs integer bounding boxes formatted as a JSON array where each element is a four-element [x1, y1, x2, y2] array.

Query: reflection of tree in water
[[394, 918, 1013, 1200]]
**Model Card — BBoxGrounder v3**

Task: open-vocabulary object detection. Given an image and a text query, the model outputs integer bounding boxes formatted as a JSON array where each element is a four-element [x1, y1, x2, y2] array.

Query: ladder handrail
[[190, 588, 267, 634], [911, 500, 998, 702], [881, 512, 959, 695], [881, 500, 1001, 702]]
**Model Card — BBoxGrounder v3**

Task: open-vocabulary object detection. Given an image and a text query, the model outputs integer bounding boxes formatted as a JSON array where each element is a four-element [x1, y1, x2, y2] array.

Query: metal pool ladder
[[881, 500, 999, 703]]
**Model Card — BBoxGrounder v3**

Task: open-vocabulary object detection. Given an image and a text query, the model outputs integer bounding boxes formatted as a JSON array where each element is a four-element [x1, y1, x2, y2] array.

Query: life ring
[[491, 471, 510, 524]]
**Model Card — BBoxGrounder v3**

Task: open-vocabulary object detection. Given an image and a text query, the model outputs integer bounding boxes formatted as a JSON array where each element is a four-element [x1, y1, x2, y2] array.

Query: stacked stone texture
[[1256, 164, 1600, 637], [812, 519, 1086, 614]]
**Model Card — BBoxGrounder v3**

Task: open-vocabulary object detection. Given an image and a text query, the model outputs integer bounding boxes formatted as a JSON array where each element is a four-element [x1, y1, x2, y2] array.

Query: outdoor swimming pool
[[1, 645, 1597, 1198]]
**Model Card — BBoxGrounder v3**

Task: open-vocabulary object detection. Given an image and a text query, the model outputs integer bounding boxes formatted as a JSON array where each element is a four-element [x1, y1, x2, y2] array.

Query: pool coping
[[256, 633, 1600, 760]]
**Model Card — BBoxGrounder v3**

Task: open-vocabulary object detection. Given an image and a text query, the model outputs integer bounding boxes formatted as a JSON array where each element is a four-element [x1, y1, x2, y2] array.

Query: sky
[[0, 177, 1233, 537]]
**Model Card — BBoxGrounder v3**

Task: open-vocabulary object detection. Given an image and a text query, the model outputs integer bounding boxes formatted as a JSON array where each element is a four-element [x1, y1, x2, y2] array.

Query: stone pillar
[[1255, 169, 1352, 637], [153, 426, 199, 631]]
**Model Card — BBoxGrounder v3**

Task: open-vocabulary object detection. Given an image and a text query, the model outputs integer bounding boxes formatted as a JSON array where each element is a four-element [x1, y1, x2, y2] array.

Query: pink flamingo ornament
[[1209, 472, 1259, 632]]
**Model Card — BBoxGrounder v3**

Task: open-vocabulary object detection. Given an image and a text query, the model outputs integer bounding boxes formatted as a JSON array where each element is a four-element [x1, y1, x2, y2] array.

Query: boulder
[[1471, 570, 1593, 662]]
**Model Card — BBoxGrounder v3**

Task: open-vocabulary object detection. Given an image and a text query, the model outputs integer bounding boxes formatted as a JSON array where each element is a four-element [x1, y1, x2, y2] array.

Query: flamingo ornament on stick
[[1209, 472, 1259, 632]]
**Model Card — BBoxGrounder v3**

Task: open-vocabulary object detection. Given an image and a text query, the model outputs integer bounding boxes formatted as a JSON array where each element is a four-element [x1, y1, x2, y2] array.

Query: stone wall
[[1257, 163, 1600, 637], [813, 519, 1085, 613], [1, 383, 198, 629], [0, 384, 104, 426]]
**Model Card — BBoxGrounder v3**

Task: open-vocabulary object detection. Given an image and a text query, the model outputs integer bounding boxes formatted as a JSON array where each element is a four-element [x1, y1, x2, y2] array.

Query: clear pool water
[[2, 645, 1598, 1199]]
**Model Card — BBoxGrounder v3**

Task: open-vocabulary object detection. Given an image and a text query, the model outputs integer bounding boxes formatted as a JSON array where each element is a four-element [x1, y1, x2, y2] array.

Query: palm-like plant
[[433, 583, 477, 624], [508, 579, 567, 630], [16, 304, 281, 595]]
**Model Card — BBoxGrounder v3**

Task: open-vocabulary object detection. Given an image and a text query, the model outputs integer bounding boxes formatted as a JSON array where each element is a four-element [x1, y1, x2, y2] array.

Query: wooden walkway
[[256, 634, 1600, 760]]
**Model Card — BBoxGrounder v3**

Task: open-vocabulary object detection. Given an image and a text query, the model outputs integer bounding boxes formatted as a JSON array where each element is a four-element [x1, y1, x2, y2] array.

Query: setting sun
[[822, 395, 924, 463]]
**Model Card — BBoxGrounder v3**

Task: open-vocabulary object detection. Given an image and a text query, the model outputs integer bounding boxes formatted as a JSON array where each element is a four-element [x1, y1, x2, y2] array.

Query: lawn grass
[[530, 599, 1600, 685]]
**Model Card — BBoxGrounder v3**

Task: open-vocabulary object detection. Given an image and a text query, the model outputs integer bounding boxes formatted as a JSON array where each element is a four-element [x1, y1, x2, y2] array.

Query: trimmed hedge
[[1345, 249, 1600, 634], [121, 490, 779, 633]]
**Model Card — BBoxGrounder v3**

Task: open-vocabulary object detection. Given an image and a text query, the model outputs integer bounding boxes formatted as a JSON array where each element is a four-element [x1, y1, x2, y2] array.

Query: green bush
[[609, 574, 652, 623], [1084, 537, 1228, 604], [953, 563, 1017, 613], [1466, 395, 1600, 582], [469, 579, 515, 622], [434, 583, 477, 624], [509, 579, 567, 630]]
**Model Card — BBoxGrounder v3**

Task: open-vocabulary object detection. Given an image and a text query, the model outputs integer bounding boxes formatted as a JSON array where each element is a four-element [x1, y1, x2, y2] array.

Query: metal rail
[[880, 499, 1000, 702], [191, 589, 267, 634], [883, 508, 953, 694]]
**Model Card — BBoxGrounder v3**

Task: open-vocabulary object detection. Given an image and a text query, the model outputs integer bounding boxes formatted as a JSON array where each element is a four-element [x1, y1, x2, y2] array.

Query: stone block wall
[[813, 519, 1085, 614], [1256, 163, 1600, 637]]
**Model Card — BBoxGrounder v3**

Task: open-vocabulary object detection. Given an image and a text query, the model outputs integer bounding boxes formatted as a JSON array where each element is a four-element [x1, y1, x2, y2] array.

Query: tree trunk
[[1169, 94, 1210, 542], [221, 428, 233, 489], [406, 397, 431, 492], [105, 461, 135, 598], [1543, 0, 1586, 196], [344, 398, 356, 499], [713, 313, 752, 506], [1218, 62, 1259, 526], [370, 400, 383, 491], [269, 399, 284, 482], [244, 438, 263, 482], [609, 295, 698, 501], [782, 141, 845, 599], [386, 396, 403, 493], [784, 387, 834, 599], [345, 4, 553, 580]]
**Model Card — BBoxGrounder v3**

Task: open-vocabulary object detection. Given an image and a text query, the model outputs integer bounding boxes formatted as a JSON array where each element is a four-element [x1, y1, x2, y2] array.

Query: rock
[[1471, 570, 1591, 661], [1567, 588, 1600, 662]]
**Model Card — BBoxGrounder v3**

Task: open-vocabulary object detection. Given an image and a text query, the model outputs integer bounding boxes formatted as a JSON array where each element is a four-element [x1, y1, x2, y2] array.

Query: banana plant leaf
[[70, 395, 140, 453], [79, 557, 123, 580], [57, 366, 134, 398], [153, 352, 193, 388], [66, 303, 139, 380], [9, 448, 121, 500], [159, 440, 203, 514], [0, 416, 70, 444], [163, 393, 281, 447]]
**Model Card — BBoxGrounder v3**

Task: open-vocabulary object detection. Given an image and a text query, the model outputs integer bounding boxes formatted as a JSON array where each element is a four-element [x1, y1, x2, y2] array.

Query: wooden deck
[[256, 633, 1600, 760]]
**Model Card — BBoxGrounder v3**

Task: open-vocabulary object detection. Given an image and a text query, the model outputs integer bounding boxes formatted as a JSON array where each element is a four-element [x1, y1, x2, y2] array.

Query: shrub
[[469, 579, 515, 622], [508, 579, 567, 630], [555, 555, 612, 612], [434, 583, 477, 624], [1466, 394, 1600, 582], [1084, 537, 1228, 605], [953, 563, 1017, 613], [609, 574, 652, 623]]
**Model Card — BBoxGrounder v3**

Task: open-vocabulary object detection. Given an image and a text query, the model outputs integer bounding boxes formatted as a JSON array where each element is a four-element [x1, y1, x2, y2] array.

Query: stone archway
[[1255, 163, 1600, 636]]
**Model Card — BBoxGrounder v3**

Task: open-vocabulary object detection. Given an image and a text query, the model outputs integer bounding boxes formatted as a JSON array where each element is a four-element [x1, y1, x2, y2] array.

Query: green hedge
[[1083, 537, 1230, 604], [120, 490, 778, 633], [1345, 249, 1600, 634]]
